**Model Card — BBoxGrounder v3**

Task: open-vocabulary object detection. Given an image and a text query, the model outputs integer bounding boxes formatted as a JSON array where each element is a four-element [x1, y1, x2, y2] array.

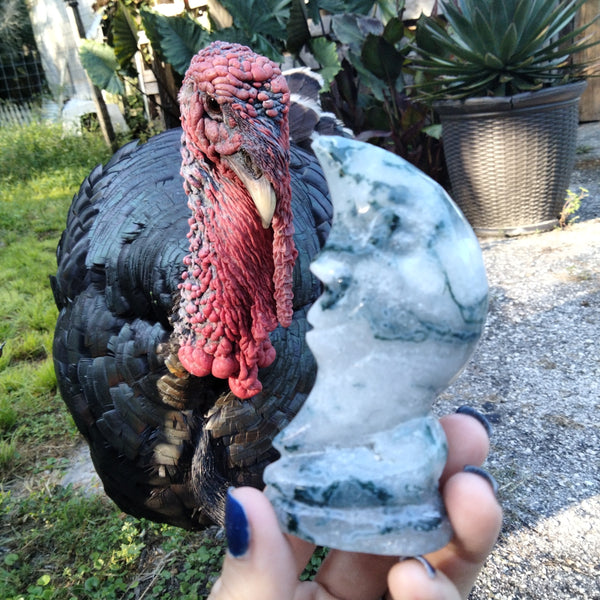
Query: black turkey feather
[[52, 42, 340, 528]]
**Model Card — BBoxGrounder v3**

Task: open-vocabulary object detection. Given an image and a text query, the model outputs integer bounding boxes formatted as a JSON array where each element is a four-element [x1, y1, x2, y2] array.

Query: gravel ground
[[436, 122, 600, 599], [62, 124, 600, 598]]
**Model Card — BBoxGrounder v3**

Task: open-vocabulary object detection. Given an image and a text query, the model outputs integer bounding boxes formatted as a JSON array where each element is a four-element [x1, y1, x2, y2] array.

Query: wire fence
[[0, 50, 48, 127], [0, 101, 41, 127], [0, 50, 47, 104]]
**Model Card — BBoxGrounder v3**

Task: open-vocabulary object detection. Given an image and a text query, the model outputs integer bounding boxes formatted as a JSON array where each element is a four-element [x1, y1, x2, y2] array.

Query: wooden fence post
[[576, 0, 600, 122], [65, 0, 118, 150]]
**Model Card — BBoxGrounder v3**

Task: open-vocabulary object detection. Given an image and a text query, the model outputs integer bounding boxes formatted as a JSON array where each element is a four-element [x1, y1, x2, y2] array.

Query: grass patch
[[0, 120, 235, 599], [0, 121, 109, 479], [0, 121, 108, 185], [0, 486, 226, 599]]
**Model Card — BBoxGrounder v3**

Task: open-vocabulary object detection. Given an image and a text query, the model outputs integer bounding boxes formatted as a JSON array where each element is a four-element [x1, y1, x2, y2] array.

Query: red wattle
[[212, 355, 238, 379], [228, 372, 262, 399], [178, 345, 213, 377]]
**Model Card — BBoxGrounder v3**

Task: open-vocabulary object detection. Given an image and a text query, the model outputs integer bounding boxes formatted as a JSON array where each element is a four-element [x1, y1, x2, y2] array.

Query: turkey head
[[174, 41, 298, 399]]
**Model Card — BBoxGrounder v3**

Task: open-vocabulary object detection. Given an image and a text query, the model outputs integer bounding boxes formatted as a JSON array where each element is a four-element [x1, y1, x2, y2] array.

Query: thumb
[[208, 487, 298, 600]]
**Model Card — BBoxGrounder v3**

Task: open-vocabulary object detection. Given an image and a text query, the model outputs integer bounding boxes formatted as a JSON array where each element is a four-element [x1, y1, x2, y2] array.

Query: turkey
[[52, 41, 339, 528]]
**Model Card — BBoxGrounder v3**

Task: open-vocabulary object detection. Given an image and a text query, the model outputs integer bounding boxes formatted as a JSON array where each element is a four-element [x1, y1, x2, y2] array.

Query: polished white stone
[[264, 136, 488, 555]]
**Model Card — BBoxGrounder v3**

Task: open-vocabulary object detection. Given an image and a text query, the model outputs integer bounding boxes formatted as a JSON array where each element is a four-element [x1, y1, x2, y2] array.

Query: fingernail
[[401, 555, 436, 579], [226, 488, 249, 557], [456, 405, 493, 437], [463, 465, 499, 496]]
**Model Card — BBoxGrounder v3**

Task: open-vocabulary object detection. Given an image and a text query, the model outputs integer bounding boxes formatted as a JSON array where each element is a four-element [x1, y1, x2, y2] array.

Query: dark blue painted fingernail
[[456, 405, 493, 437], [401, 555, 436, 579], [464, 465, 499, 496], [226, 488, 249, 557]]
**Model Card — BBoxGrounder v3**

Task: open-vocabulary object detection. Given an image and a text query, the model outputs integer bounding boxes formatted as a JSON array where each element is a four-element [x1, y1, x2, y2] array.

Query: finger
[[209, 487, 298, 600], [425, 469, 502, 597], [315, 550, 397, 600], [439, 411, 491, 484], [388, 558, 461, 600], [285, 532, 318, 577], [311, 410, 493, 600]]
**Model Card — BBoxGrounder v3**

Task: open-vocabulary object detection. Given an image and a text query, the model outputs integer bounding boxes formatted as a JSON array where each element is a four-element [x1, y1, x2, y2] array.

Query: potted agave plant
[[414, 0, 600, 235]]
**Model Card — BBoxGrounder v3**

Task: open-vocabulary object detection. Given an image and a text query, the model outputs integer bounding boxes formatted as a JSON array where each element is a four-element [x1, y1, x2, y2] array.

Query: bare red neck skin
[[174, 42, 297, 399]]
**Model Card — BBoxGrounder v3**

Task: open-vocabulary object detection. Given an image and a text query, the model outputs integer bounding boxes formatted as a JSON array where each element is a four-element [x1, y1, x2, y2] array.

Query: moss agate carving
[[263, 136, 488, 556]]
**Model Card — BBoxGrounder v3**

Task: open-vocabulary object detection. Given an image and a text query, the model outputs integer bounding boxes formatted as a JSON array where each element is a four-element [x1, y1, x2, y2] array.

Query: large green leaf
[[376, 0, 405, 23], [422, 123, 442, 139], [219, 0, 288, 43], [383, 17, 404, 45], [139, 8, 166, 59], [141, 8, 208, 75], [249, 33, 285, 62], [309, 37, 342, 91], [332, 13, 366, 52], [287, 0, 310, 54], [159, 15, 208, 74], [79, 40, 124, 95], [361, 33, 404, 83], [331, 13, 384, 53], [347, 49, 388, 101], [113, 2, 139, 70], [357, 16, 384, 36], [304, 0, 323, 25], [318, 0, 376, 14], [269, 0, 293, 26]]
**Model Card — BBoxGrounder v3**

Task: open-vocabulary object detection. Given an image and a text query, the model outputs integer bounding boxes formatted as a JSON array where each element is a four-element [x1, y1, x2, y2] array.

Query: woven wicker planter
[[434, 81, 586, 236]]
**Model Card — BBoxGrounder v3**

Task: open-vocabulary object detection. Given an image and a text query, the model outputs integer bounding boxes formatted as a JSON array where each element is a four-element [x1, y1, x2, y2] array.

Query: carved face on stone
[[303, 137, 489, 437], [264, 137, 481, 554]]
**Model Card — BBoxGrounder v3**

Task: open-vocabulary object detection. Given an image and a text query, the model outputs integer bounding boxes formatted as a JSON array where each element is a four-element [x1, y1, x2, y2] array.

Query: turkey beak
[[242, 175, 277, 229], [225, 151, 277, 229]]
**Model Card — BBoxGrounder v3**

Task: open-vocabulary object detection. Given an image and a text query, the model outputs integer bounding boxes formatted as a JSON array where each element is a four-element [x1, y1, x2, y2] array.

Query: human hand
[[208, 407, 502, 600]]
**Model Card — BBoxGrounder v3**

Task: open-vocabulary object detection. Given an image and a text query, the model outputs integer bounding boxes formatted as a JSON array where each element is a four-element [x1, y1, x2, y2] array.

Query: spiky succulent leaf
[[471, 8, 499, 57], [483, 53, 503, 70], [498, 23, 518, 62], [413, 0, 600, 99]]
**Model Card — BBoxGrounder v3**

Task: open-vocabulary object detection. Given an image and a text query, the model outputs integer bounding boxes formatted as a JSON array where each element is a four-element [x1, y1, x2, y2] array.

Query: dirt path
[[438, 217, 600, 599]]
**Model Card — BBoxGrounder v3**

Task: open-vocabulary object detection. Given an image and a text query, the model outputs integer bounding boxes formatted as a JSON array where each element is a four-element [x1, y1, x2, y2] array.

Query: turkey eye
[[205, 95, 222, 118]]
